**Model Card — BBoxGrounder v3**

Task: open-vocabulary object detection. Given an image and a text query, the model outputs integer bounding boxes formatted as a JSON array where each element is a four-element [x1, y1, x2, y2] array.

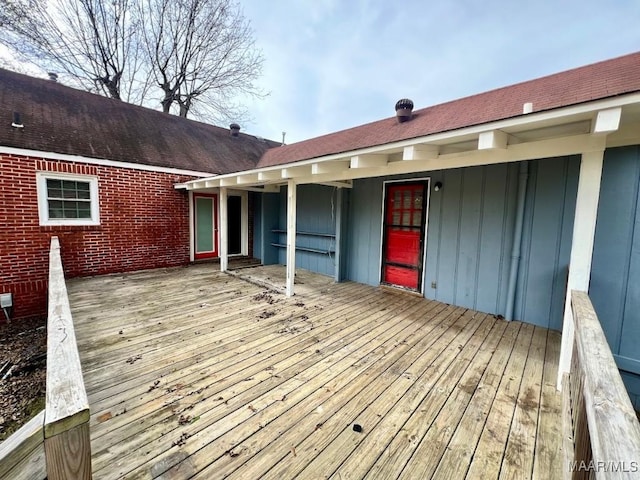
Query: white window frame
[[36, 172, 100, 226]]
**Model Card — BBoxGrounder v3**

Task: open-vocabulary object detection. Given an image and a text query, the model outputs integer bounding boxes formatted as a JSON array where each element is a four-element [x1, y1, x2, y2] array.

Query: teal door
[[194, 194, 218, 259]]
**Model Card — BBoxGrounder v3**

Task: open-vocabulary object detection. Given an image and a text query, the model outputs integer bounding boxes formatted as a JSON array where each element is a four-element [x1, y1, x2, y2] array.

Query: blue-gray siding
[[345, 158, 578, 330], [273, 184, 337, 277], [590, 145, 640, 407]]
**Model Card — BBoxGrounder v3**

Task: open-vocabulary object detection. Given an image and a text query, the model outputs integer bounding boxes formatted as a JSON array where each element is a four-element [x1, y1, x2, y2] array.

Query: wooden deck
[[67, 264, 563, 479]]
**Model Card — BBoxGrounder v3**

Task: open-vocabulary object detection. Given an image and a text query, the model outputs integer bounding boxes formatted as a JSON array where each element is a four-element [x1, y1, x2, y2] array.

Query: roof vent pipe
[[229, 123, 240, 137], [11, 112, 24, 128], [395, 98, 414, 123], [48, 72, 58, 82]]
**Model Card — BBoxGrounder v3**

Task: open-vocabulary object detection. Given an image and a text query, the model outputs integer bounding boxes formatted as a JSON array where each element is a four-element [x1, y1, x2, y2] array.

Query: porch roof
[[179, 51, 640, 191]]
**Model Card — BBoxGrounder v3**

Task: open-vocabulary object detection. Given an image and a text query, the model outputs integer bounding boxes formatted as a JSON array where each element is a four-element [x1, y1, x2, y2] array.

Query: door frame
[[226, 190, 249, 257], [378, 177, 431, 294], [193, 192, 219, 260]]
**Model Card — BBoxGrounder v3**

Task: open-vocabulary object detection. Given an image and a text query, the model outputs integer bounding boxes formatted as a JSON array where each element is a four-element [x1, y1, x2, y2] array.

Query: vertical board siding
[[344, 159, 577, 330], [476, 163, 514, 314], [346, 177, 384, 285], [261, 192, 281, 265], [277, 184, 337, 276], [515, 156, 579, 330], [591, 145, 640, 383]]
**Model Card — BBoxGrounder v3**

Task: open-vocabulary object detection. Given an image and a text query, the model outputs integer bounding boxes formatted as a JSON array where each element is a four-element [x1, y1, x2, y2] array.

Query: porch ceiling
[[177, 94, 640, 192], [68, 264, 562, 480]]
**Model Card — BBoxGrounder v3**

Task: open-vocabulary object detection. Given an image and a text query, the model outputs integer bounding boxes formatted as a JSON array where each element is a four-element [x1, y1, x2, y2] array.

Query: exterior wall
[[276, 184, 337, 277], [515, 156, 579, 329], [345, 157, 579, 330], [590, 144, 640, 407], [0, 153, 195, 319]]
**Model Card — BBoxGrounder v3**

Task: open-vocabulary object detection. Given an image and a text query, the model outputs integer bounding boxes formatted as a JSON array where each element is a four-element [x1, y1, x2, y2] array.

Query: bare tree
[[1, 0, 264, 122], [0, 0, 148, 103], [139, 0, 264, 121]]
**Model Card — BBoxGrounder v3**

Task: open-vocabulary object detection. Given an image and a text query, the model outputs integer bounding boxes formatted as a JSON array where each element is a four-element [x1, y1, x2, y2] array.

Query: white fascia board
[[267, 93, 640, 168], [0, 146, 216, 177], [180, 93, 640, 190]]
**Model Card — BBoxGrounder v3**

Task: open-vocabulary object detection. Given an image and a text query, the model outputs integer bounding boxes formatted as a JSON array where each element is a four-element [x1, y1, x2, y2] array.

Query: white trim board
[[0, 146, 216, 178]]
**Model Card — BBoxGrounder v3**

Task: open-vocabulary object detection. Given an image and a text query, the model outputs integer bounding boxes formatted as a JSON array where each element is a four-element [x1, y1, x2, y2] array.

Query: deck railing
[[0, 237, 91, 479], [563, 290, 640, 479]]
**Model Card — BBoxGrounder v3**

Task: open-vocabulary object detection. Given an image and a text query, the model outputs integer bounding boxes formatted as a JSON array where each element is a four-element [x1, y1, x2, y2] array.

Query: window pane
[[63, 188, 78, 199], [44, 178, 94, 221], [78, 206, 92, 219], [77, 189, 91, 200], [47, 179, 62, 190]]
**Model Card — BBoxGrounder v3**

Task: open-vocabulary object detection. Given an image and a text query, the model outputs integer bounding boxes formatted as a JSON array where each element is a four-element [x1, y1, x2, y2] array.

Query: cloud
[[238, 0, 640, 144]]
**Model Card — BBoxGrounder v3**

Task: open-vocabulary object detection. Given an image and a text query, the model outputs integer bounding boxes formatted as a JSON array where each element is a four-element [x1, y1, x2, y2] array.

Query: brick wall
[[0, 153, 198, 320]]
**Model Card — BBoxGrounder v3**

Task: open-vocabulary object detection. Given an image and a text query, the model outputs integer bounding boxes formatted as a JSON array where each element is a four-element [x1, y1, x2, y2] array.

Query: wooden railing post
[[565, 290, 640, 479], [43, 237, 92, 479]]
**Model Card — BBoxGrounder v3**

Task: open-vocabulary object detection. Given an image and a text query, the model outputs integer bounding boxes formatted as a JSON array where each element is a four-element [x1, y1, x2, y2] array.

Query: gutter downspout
[[505, 161, 529, 321]]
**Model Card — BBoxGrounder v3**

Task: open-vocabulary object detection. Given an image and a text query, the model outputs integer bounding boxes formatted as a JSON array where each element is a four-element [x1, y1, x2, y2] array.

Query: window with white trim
[[36, 172, 100, 226]]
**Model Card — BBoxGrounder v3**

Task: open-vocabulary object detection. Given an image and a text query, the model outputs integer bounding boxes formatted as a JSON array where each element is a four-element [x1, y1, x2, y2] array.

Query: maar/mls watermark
[[570, 460, 639, 473]]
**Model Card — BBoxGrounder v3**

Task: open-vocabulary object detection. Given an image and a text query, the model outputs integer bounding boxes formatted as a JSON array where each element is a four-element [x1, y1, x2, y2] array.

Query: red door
[[382, 182, 427, 290]]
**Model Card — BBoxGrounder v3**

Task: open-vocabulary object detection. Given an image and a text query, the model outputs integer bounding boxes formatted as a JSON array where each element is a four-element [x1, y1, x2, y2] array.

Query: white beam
[[236, 173, 259, 185], [188, 191, 194, 262], [592, 107, 622, 134], [282, 165, 312, 178], [258, 170, 281, 181], [350, 154, 388, 169], [402, 145, 439, 161], [312, 160, 350, 175], [478, 130, 509, 150], [299, 133, 606, 185], [286, 179, 297, 297], [219, 177, 237, 187], [557, 149, 604, 389], [219, 187, 228, 272], [319, 180, 353, 189], [189, 180, 207, 190], [204, 179, 219, 188]]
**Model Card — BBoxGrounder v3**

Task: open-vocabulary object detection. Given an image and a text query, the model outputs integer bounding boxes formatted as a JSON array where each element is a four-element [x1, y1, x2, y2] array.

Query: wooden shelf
[[270, 243, 335, 255], [272, 229, 335, 238]]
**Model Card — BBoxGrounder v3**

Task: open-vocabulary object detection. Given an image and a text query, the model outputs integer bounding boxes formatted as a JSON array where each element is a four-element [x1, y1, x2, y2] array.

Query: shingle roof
[[0, 68, 278, 174], [258, 51, 640, 168]]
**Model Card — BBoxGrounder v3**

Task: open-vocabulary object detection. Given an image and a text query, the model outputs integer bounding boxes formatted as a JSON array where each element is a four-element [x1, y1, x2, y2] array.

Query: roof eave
[[182, 92, 640, 191]]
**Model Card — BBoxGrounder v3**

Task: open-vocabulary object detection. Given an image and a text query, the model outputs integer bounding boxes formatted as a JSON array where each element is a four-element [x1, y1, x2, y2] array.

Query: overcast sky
[[237, 0, 640, 143], [2, 1, 639, 144]]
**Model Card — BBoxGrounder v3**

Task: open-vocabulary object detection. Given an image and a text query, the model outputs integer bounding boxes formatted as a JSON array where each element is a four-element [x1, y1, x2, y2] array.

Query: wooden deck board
[[67, 264, 563, 480]]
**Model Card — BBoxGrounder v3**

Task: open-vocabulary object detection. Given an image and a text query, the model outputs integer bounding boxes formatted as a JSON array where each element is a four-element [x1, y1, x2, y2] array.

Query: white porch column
[[219, 187, 228, 272], [286, 179, 297, 297], [557, 149, 604, 389]]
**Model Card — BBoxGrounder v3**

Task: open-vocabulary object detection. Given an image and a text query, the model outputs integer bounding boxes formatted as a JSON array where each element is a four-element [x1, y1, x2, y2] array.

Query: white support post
[[219, 187, 228, 272], [286, 179, 297, 297], [557, 149, 605, 389]]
